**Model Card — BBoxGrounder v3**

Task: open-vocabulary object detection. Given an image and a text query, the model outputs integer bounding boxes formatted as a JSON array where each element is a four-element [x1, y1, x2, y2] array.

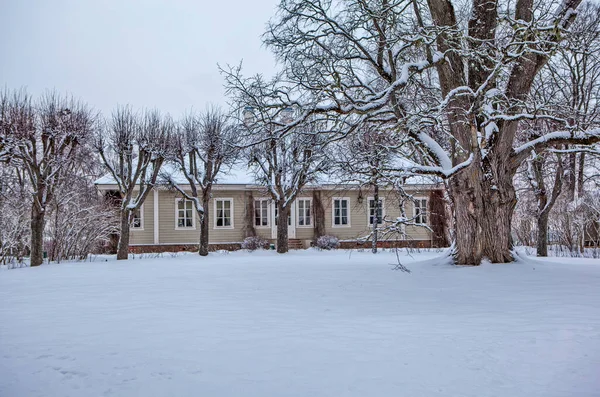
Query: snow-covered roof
[[94, 162, 441, 189]]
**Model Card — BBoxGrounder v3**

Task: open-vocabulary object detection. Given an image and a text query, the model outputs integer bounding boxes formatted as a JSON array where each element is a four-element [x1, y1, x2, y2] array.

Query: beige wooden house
[[95, 168, 445, 252]]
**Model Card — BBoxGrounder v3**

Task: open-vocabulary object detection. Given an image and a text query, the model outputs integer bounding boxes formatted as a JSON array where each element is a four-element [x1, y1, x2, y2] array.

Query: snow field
[[1, 249, 599, 397]]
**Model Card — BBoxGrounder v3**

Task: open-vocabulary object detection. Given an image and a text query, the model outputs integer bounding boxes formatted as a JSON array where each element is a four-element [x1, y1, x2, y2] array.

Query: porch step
[[287, 239, 305, 250]]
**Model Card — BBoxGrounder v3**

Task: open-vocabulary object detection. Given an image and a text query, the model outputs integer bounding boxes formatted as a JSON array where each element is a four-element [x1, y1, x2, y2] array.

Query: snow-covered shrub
[[241, 236, 269, 251], [316, 235, 340, 250]]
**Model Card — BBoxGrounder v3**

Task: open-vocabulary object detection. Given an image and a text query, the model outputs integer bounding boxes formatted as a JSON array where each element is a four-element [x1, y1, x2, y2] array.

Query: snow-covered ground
[[1, 248, 599, 397]]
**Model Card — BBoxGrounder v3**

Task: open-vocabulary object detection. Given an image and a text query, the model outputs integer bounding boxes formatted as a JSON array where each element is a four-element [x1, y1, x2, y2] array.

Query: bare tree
[[0, 163, 30, 267], [95, 108, 172, 260], [0, 89, 96, 266], [224, 0, 600, 265], [164, 107, 239, 256], [333, 124, 399, 253], [511, 2, 600, 256], [525, 151, 564, 256], [239, 103, 330, 253]]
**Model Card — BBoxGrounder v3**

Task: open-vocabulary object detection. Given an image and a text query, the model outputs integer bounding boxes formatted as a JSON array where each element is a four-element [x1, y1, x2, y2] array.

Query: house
[[94, 168, 447, 252]]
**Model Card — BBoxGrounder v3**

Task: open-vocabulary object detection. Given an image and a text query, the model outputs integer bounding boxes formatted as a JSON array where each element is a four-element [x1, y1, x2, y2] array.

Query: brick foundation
[[338, 240, 432, 249], [129, 243, 242, 254], [129, 240, 435, 253]]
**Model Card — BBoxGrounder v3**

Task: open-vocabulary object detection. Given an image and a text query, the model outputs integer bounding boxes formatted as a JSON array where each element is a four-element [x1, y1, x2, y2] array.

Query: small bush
[[241, 236, 270, 251], [316, 235, 340, 250]]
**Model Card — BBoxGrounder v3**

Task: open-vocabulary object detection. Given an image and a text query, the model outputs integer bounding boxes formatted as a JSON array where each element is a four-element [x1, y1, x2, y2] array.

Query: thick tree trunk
[[450, 177, 483, 265], [116, 209, 131, 260], [199, 195, 210, 256], [276, 203, 289, 254], [372, 184, 379, 254], [312, 190, 325, 244], [244, 192, 257, 238], [537, 212, 549, 257], [429, 189, 449, 247], [481, 191, 515, 263], [30, 206, 45, 267], [449, 157, 516, 265]]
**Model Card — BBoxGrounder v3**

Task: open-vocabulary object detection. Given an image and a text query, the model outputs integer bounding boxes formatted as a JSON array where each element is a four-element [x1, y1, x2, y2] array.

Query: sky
[[0, 0, 280, 116]]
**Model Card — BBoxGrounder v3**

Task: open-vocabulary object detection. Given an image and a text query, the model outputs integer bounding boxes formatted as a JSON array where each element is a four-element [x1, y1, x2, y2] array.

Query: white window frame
[[131, 204, 144, 231], [332, 197, 351, 228], [214, 198, 234, 229], [175, 198, 196, 230], [254, 198, 270, 228], [367, 197, 385, 226], [296, 197, 313, 228], [413, 197, 428, 225]]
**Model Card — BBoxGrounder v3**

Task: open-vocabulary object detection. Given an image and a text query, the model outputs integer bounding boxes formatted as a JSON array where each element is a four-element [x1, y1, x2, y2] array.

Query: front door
[[272, 201, 296, 239]]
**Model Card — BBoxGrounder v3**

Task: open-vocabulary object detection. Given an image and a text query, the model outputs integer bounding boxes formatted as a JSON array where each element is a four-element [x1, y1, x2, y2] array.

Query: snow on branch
[[514, 129, 600, 156]]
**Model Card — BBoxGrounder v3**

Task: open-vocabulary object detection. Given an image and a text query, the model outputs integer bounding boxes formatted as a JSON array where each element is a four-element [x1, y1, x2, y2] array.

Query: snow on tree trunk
[[117, 210, 131, 260]]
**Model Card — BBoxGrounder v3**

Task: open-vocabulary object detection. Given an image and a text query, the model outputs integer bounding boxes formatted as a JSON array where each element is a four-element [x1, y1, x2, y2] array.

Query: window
[[332, 198, 350, 227], [215, 198, 233, 228], [414, 198, 427, 224], [254, 199, 269, 227], [368, 198, 384, 225], [131, 205, 143, 230], [176, 199, 195, 229], [297, 198, 312, 227]]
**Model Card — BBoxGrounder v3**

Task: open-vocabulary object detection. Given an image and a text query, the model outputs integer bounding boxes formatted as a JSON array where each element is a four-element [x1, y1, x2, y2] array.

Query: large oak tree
[[226, 0, 600, 265]]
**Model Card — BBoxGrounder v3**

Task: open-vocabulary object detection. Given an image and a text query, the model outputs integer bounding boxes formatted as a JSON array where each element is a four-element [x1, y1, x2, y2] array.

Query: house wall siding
[[319, 188, 431, 242], [130, 196, 155, 245], [127, 186, 433, 247]]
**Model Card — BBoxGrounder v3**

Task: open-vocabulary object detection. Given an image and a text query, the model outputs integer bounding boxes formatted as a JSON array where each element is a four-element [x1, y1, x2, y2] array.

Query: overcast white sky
[[0, 0, 280, 116]]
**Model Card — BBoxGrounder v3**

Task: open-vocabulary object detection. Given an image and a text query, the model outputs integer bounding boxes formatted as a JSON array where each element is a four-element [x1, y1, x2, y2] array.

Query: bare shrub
[[316, 235, 340, 250], [241, 236, 270, 251]]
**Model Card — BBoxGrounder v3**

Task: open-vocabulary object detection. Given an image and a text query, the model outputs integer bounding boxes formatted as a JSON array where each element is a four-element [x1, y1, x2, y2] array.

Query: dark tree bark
[[577, 153, 586, 197], [531, 154, 563, 257], [276, 202, 290, 253], [429, 189, 449, 248], [313, 190, 325, 243], [244, 192, 257, 238], [30, 206, 45, 267], [116, 209, 131, 260], [566, 151, 577, 201], [199, 193, 211, 256], [537, 212, 550, 257], [448, 157, 517, 265]]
